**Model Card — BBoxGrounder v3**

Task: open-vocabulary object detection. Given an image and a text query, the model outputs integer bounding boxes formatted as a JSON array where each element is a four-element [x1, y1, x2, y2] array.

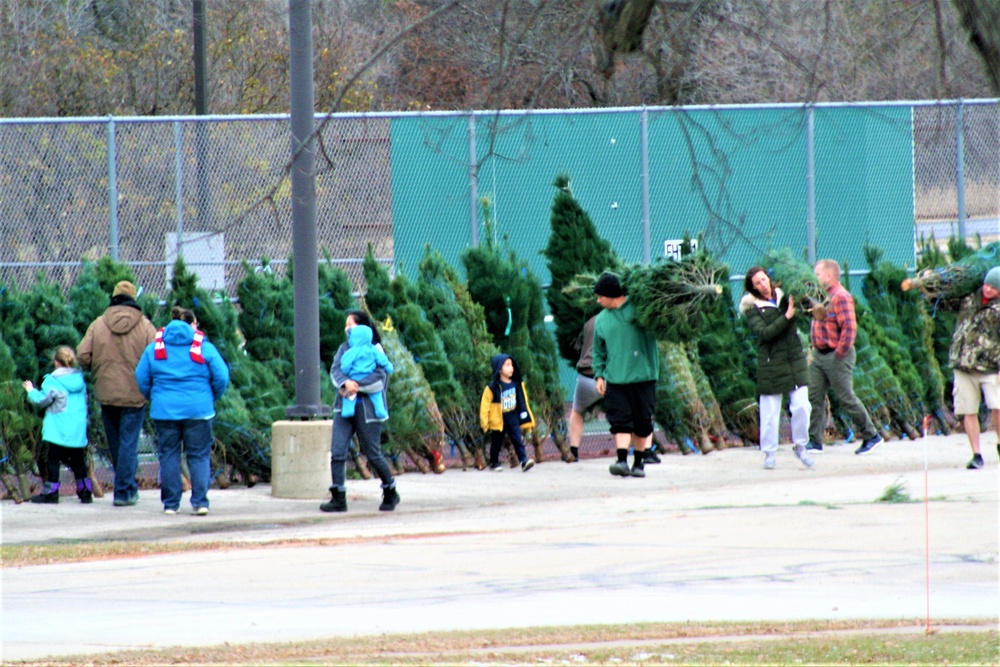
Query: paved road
[[1, 435, 997, 662]]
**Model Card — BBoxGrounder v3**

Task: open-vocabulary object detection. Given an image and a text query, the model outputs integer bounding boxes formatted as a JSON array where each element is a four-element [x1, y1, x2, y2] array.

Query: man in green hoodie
[[591, 272, 660, 478]]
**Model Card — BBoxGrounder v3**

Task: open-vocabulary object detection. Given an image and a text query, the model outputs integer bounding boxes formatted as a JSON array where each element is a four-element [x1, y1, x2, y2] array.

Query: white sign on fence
[[663, 238, 698, 261], [165, 232, 225, 291]]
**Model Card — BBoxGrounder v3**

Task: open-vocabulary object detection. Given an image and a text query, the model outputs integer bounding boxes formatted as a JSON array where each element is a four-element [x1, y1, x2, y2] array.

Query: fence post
[[468, 112, 479, 246], [174, 121, 185, 243], [640, 107, 651, 264], [106, 116, 119, 261], [806, 106, 816, 265], [955, 101, 967, 241]]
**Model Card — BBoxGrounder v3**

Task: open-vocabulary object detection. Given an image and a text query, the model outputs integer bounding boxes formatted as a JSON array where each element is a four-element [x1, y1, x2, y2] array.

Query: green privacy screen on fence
[[390, 105, 914, 284]]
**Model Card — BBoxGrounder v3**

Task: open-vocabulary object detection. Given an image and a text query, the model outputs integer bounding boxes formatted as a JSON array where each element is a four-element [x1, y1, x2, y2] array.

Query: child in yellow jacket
[[479, 353, 536, 472]]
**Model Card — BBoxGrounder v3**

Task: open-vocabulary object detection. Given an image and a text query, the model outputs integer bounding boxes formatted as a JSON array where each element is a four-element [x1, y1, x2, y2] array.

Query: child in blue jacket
[[339, 324, 393, 419], [23, 346, 92, 503]]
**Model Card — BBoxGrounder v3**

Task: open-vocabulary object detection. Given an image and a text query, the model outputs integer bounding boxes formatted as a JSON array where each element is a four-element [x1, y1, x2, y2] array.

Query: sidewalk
[[1, 434, 998, 661]]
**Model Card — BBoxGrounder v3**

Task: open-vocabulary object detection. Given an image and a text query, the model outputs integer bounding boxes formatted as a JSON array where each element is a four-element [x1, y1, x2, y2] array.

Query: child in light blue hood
[[22, 346, 92, 504], [339, 325, 393, 418]]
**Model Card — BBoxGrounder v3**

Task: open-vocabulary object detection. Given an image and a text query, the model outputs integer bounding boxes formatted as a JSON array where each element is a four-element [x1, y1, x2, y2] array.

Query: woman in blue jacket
[[23, 346, 91, 504], [136, 307, 229, 515]]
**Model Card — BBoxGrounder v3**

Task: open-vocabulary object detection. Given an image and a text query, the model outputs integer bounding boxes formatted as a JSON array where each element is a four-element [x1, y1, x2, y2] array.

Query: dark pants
[[603, 380, 656, 438], [101, 404, 145, 503], [330, 410, 394, 491], [43, 442, 88, 483], [489, 423, 528, 468], [808, 347, 877, 442]]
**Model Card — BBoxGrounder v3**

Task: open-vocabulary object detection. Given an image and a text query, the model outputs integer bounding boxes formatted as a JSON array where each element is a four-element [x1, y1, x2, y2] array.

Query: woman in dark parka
[[740, 267, 814, 470]]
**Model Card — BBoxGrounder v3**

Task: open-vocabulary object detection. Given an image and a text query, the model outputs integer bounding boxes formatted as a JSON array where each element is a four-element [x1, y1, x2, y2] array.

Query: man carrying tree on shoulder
[[591, 272, 659, 478], [807, 259, 883, 455], [948, 266, 1000, 470]]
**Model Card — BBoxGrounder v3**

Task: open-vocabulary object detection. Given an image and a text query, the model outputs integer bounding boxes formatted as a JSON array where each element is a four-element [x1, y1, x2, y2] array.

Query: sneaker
[[793, 445, 814, 468], [609, 460, 631, 477], [855, 434, 883, 455], [193, 506, 209, 516], [966, 454, 984, 470], [642, 450, 661, 464], [113, 496, 138, 507], [763, 452, 776, 470], [488, 465, 503, 472], [805, 440, 824, 452], [521, 458, 535, 472], [630, 465, 646, 478], [164, 508, 177, 515]]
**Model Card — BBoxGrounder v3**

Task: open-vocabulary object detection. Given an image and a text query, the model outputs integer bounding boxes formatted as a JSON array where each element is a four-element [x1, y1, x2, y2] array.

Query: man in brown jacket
[[77, 281, 156, 506]]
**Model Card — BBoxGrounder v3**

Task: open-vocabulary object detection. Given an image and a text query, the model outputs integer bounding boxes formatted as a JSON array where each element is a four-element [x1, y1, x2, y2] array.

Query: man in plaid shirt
[[806, 259, 883, 455]]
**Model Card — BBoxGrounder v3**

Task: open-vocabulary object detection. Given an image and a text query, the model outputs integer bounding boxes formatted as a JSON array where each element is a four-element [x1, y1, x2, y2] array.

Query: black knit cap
[[593, 272, 624, 298]]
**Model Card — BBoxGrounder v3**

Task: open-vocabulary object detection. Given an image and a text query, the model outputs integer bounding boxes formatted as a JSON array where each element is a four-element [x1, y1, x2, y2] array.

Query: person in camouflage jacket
[[948, 266, 1000, 470]]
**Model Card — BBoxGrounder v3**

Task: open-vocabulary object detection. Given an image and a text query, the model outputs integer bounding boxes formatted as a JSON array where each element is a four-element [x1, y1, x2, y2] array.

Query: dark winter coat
[[740, 289, 808, 396]]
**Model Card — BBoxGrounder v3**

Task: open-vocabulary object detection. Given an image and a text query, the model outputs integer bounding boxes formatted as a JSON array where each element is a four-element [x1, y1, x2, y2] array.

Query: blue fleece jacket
[[135, 320, 230, 420], [26, 367, 88, 448]]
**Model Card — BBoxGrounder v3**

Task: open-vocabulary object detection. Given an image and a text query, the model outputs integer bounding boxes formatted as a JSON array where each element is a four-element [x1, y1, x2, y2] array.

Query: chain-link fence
[[1, 100, 997, 297]]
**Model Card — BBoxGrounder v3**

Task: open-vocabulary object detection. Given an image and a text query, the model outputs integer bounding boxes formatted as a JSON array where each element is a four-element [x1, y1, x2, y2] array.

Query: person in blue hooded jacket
[[22, 346, 92, 504], [339, 324, 393, 419], [135, 307, 229, 515]]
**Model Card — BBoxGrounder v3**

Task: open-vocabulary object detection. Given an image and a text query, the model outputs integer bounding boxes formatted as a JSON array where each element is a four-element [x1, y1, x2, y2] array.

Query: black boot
[[319, 487, 347, 513], [30, 482, 60, 504], [77, 479, 93, 504], [379, 486, 400, 512]]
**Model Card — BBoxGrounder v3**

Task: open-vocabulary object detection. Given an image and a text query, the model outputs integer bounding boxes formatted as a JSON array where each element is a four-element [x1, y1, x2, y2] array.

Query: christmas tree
[[416, 246, 498, 468], [462, 199, 573, 462], [542, 173, 616, 363], [236, 258, 296, 401], [363, 247, 448, 472], [0, 331, 38, 501]]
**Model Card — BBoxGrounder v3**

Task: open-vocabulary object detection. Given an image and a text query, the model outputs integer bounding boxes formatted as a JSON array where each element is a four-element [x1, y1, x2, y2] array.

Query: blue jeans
[[101, 405, 146, 503], [154, 418, 214, 511]]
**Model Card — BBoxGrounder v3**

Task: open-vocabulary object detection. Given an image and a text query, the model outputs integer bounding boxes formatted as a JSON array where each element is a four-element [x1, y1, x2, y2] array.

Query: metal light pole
[[286, 0, 329, 418]]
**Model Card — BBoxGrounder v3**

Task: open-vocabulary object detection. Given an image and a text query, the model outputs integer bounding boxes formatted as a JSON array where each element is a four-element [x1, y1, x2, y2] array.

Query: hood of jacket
[[490, 353, 524, 386], [739, 287, 783, 315], [161, 319, 196, 345], [348, 325, 374, 348], [49, 367, 86, 394], [103, 302, 148, 336]]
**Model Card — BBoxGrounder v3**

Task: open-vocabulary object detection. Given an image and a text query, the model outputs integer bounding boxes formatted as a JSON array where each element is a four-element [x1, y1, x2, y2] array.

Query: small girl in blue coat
[[23, 346, 92, 503]]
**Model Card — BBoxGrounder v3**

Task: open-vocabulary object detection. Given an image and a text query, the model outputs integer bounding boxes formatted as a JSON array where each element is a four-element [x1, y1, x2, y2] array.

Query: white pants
[[759, 385, 811, 454]]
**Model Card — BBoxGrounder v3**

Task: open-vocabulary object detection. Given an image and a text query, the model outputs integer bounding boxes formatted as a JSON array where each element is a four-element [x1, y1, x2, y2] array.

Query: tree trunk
[[407, 449, 431, 474], [87, 467, 105, 498], [952, 0, 1000, 93]]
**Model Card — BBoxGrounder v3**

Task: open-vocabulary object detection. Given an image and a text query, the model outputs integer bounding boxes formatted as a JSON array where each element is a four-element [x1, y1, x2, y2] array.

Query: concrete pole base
[[271, 420, 332, 499]]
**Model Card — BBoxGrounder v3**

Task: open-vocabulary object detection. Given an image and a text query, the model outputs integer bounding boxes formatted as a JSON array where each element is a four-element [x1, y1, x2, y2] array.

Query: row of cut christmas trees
[[2, 176, 996, 498]]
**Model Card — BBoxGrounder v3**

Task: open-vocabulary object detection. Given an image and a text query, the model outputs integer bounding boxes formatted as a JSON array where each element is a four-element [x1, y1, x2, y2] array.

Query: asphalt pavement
[[1, 433, 998, 662]]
